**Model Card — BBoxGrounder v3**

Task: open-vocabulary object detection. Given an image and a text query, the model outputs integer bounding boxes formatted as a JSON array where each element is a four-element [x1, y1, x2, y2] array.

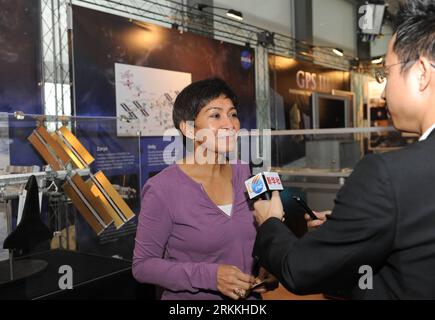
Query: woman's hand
[[304, 211, 332, 231], [217, 265, 255, 300]]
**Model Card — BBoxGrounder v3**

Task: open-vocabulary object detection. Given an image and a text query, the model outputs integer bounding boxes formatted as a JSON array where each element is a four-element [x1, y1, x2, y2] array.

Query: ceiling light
[[332, 48, 344, 57], [198, 4, 243, 21], [371, 57, 384, 64], [226, 9, 243, 21]]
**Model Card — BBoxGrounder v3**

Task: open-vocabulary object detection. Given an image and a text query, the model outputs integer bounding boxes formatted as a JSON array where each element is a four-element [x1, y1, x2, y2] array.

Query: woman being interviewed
[[133, 78, 274, 300]]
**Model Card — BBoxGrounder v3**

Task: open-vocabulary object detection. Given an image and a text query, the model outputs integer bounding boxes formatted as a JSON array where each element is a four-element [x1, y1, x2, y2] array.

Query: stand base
[[0, 259, 48, 287]]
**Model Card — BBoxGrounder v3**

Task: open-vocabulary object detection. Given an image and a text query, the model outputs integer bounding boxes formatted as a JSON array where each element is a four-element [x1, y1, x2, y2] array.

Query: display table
[[0, 249, 154, 300], [262, 284, 327, 300], [0, 259, 48, 286]]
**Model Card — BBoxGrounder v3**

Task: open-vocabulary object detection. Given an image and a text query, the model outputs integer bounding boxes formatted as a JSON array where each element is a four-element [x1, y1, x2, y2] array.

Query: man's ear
[[179, 120, 195, 140], [417, 57, 433, 92]]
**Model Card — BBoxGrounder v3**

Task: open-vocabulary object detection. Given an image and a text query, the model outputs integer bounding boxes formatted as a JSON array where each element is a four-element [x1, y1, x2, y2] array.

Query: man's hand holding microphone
[[253, 191, 284, 226], [243, 171, 331, 295], [245, 172, 330, 229]]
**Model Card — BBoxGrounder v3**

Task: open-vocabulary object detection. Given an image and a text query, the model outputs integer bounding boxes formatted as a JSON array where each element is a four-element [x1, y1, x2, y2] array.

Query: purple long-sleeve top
[[132, 163, 258, 300]]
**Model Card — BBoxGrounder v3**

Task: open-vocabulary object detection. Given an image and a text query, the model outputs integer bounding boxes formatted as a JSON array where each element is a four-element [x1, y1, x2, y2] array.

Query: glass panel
[[269, 128, 418, 212]]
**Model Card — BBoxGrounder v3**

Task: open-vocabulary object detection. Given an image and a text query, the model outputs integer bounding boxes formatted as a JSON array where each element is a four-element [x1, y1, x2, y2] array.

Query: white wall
[[312, 0, 356, 56], [371, 24, 393, 57], [213, 0, 293, 36]]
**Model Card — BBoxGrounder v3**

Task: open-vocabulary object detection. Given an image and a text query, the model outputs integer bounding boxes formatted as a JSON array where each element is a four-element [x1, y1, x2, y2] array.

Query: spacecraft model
[[28, 126, 135, 235]]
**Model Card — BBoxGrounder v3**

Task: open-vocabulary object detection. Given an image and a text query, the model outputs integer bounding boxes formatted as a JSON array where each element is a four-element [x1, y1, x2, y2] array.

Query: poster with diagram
[[115, 63, 191, 136]]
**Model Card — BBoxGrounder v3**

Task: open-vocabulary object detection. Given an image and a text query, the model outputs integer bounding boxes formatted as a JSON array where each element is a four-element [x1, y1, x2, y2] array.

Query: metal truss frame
[[40, 0, 72, 121]]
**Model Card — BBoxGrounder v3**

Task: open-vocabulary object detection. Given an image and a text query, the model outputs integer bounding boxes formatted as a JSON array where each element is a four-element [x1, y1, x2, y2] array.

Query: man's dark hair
[[392, 0, 435, 70], [172, 78, 238, 130]]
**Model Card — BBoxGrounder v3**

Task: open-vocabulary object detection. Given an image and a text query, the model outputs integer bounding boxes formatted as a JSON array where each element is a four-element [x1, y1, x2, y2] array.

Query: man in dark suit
[[252, 0, 435, 299]]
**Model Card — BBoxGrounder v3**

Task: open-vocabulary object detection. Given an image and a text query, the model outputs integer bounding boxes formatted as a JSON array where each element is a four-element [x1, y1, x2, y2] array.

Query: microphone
[[244, 172, 284, 201]]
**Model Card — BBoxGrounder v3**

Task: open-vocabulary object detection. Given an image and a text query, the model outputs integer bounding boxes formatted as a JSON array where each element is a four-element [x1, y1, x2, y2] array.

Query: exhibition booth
[[0, 0, 411, 300]]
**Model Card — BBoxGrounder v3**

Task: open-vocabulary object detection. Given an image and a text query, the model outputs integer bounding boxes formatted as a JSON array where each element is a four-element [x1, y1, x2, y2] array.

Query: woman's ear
[[179, 120, 195, 140]]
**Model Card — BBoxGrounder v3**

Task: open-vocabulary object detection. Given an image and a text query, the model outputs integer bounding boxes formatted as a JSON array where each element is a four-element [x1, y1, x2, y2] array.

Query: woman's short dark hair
[[392, 0, 435, 71], [172, 78, 238, 130]]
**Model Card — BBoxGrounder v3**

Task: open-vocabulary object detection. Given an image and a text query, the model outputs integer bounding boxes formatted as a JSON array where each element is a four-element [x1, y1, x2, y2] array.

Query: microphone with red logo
[[244, 172, 284, 201]]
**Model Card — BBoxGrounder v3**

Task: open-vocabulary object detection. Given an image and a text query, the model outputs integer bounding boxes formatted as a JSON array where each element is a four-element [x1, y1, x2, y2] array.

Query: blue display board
[[0, 0, 43, 166]]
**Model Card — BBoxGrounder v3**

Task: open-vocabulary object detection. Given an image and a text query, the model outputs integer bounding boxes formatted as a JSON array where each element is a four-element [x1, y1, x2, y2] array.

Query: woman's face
[[193, 95, 240, 155]]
